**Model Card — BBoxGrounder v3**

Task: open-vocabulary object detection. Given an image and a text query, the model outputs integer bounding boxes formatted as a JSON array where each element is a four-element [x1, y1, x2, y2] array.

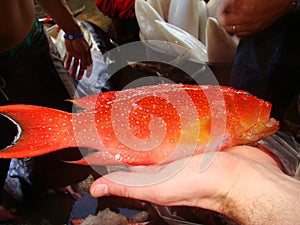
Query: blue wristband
[[63, 32, 84, 40]]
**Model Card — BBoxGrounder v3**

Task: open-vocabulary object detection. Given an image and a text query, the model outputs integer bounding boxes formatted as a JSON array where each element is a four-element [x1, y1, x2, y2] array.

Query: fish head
[[226, 88, 280, 144]]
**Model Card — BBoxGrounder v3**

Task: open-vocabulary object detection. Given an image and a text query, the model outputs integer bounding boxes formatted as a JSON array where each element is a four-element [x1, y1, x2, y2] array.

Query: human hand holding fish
[[90, 145, 300, 225]]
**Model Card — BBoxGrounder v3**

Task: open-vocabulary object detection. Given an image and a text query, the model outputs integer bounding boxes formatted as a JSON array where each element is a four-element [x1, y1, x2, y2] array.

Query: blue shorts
[[230, 9, 300, 121]]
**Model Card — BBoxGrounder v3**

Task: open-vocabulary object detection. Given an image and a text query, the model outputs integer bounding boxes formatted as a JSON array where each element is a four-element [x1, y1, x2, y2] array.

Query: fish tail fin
[[0, 104, 76, 158]]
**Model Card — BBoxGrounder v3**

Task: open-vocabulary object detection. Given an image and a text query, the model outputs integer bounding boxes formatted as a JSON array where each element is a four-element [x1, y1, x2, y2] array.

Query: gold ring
[[232, 25, 236, 33], [291, 0, 297, 9]]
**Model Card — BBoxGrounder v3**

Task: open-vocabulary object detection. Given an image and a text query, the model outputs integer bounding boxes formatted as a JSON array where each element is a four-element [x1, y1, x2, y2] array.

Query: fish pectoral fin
[[181, 119, 211, 145]]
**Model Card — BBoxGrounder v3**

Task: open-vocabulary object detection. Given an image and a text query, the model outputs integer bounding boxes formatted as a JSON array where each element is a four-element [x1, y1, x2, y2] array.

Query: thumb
[[90, 171, 159, 202]]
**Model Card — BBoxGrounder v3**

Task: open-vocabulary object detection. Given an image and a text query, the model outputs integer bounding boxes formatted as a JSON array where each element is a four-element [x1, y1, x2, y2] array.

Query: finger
[[77, 55, 91, 80], [82, 51, 93, 69], [218, 12, 240, 27], [128, 164, 165, 173], [65, 55, 72, 70], [90, 172, 162, 203], [86, 51, 93, 66], [71, 59, 79, 78], [226, 146, 282, 169], [218, 11, 254, 27], [90, 156, 199, 200], [223, 24, 245, 36], [222, 0, 237, 13], [85, 63, 93, 78], [234, 30, 253, 37], [223, 23, 263, 36], [90, 155, 210, 199], [224, 24, 237, 35], [77, 65, 86, 80]]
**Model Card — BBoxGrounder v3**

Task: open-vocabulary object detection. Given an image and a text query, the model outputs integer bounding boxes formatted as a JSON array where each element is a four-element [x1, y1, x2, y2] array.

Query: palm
[[91, 146, 281, 210]]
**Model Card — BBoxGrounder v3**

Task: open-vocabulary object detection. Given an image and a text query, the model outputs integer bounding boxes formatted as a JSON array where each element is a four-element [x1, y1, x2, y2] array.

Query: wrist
[[221, 164, 300, 224], [63, 31, 84, 41]]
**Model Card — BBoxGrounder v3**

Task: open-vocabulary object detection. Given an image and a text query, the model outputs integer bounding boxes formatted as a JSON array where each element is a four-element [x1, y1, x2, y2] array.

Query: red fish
[[0, 84, 279, 165]]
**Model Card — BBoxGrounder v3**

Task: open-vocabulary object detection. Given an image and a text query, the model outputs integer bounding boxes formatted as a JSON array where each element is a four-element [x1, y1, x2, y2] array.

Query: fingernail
[[91, 184, 108, 196]]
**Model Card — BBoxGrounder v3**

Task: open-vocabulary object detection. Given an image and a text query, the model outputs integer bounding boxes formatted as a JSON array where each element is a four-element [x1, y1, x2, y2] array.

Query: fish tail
[[0, 104, 76, 158]]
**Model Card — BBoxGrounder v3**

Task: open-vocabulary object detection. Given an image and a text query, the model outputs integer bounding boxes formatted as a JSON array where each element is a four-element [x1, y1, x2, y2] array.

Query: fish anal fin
[[66, 151, 123, 166]]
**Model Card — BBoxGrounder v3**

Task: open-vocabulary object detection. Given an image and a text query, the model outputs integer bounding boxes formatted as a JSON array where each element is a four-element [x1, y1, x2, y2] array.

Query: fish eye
[[245, 92, 251, 97]]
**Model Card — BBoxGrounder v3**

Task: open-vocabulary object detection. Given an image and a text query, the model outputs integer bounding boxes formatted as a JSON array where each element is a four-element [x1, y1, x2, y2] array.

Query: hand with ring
[[232, 25, 236, 34], [212, 0, 297, 36]]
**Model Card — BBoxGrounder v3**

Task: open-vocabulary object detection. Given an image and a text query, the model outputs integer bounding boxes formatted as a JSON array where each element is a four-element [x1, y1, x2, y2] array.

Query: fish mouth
[[257, 101, 280, 135], [264, 118, 280, 135], [244, 118, 280, 143], [262, 118, 280, 137], [265, 118, 280, 129], [237, 117, 280, 144]]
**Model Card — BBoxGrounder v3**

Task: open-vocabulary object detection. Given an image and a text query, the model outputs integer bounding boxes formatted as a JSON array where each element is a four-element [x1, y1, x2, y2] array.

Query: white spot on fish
[[115, 154, 120, 160]]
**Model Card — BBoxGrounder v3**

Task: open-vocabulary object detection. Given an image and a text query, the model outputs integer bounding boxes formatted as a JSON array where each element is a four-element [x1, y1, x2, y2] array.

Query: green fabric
[[0, 18, 43, 57]]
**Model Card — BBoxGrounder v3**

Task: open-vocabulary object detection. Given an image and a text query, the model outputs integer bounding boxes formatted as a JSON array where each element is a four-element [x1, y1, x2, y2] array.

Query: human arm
[[214, 0, 297, 36], [90, 146, 300, 225], [36, 0, 92, 79]]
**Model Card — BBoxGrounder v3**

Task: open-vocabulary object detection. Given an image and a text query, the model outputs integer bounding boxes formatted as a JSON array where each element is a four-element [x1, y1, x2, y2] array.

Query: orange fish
[[0, 84, 279, 165]]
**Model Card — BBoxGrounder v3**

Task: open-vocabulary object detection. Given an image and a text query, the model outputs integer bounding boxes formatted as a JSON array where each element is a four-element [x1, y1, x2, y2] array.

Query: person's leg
[[0, 159, 15, 222]]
